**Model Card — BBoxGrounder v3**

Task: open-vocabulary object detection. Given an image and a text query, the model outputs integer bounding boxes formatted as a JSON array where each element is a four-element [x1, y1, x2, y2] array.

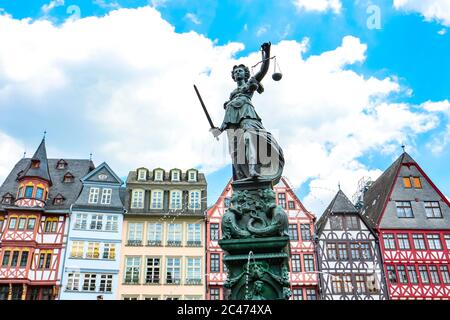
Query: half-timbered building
[[361, 152, 450, 299], [206, 177, 319, 300], [59, 162, 125, 300], [0, 138, 94, 300], [316, 190, 387, 300]]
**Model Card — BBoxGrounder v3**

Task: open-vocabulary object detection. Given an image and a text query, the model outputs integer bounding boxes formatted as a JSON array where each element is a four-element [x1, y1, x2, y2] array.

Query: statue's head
[[231, 64, 250, 82], [254, 280, 264, 293]]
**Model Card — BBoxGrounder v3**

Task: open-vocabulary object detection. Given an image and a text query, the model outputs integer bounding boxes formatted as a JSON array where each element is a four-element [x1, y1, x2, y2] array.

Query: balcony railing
[[167, 240, 182, 247], [166, 278, 181, 285], [144, 279, 160, 285], [186, 241, 202, 247], [147, 240, 162, 246], [185, 278, 202, 285], [123, 278, 140, 285], [126, 240, 143, 246]]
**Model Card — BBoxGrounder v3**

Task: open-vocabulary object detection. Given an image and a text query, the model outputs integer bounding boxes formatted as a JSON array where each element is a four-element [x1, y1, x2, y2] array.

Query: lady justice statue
[[210, 42, 285, 185]]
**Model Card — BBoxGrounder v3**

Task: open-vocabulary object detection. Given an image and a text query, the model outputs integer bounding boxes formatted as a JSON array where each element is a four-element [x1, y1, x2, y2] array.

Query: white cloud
[[438, 28, 447, 35], [393, 0, 450, 26], [293, 0, 342, 14], [256, 25, 269, 37], [0, 7, 443, 215], [93, 0, 120, 10], [41, 0, 65, 14], [423, 100, 450, 154], [0, 131, 24, 183], [185, 13, 201, 25]]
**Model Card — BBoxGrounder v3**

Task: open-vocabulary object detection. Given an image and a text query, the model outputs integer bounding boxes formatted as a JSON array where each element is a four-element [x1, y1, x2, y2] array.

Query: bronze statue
[[210, 42, 285, 184]]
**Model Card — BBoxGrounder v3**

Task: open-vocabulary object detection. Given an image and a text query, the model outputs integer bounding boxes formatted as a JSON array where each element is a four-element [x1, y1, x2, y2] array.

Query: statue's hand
[[261, 42, 271, 51], [210, 127, 222, 139]]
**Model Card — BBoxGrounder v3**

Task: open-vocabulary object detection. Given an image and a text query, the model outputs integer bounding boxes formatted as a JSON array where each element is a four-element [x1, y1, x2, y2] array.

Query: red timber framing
[[205, 177, 319, 300], [0, 210, 66, 300], [380, 229, 450, 300]]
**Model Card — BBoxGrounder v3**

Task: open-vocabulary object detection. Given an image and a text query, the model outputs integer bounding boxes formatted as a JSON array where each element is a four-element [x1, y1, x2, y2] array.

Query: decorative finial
[[338, 181, 341, 191], [23, 151, 26, 159], [401, 144, 406, 153], [43, 130, 47, 140], [89, 153, 92, 161]]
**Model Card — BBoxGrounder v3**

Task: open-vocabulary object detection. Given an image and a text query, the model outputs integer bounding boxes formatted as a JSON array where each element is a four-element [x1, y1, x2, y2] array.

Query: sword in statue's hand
[[193, 84, 220, 141]]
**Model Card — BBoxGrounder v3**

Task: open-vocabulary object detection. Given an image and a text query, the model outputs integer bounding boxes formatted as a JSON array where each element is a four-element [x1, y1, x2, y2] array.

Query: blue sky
[[0, 0, 449, 214]]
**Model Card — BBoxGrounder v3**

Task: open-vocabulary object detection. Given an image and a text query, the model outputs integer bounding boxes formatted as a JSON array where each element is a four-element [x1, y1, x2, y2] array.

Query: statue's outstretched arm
[[254, 42, 271, 83]]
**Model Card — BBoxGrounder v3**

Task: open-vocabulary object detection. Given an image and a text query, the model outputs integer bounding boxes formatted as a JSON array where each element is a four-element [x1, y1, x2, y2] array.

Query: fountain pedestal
[[219, 180, 292, 300]]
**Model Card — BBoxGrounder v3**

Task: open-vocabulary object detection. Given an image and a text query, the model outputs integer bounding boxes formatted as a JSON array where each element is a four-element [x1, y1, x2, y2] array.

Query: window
[[171, 170, 180, 181], [224, 197, 231, 208], [210, 254, 220, 273], [337, 243, 348, 260], [397, 266, 408, 284], [86, 242, 100, 259], [19, 251, 28, 267], [154, 170, 163, 181], [288, 224, 298, 240], [300, 224, 311, 241], [424, 201, 442, 218], [124, 257, 141, 284], [419, 266, 430, 284], [210, 223, 220, 241], [0, 219, 3, 232], [88, 188, 100, 204], [147, 223, 162, 245], [355, 275, 366, 293], [83, 274, 97, 291], [103, 243, 116, 260], [170, 190, 182, 209], [123, 296, 138, 300], [445, 235, 450, 250], [138, 169, 147, 181], [151, 190, 163, 209], [345, 215, 359, 230], [305, 288, 317, 300], [210, 288, 220, 300], [188, 171, 197, 182], [186, 258, 202, 283], [360, 243, 372, 259], [187, 224, 201, 246], [74, 214, 88, 230], [288, 201, 295, 210], [330, 215, 343, 230], [2, 251, 10, 266], [167, 223, 182, 245], [440, 266, 450, 284], [304, 254, 315, 272], [18, 217, 26, 230], [386, 265, 397, 284], [90, 214, 103, 230], [99, 275, 113, 292], [407, 266, 418, 284], [127, 223, 143, 245], [8, 217, 17, 230], [427, 234, 442, 250], [38, 253, 45, 268], [350, 244, 360, 260], [44, 218, 57, 233], [412, 234, 426, 250], [101, 188, 112, 205], [67, 273, 80, 291], [396, 201, 414, 218], [429, 266, 440, 284], [412, 177, 422, 188], [36, 188, 44, 199], [327, 243, 337, 260], [63, 174, 74, 183], [25, 186, 33, 198], [403, 177, 412, 188], [383, 234, 396, 250], [57, 160, 67, 169], [27, 218, 36, 230], [291, 254, 302, 272], [397, 234, 410, 250], [166, 258, 181, 284], [131, 190, 144, 209], [292, 288, 303, 300], [10, 251, 19, 267], [44, 253, 52, 269], [277, 193, 286, 208], [71, 241, 84, 258], [105, 215, 118, 232], [331, 275, 343, 294], [189, 190, 201, 210], [145, 258, 161, 284]]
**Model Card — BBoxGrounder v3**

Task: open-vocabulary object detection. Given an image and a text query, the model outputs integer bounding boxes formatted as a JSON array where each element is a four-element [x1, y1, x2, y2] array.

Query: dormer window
[[31, 160, 40, 168], [171, 170, 180, 182], [53, 194, 65, 205], [63, 173, 75, 183], [2, 193, 14, 205], [57, 159, 68, 170], [154, 170, 163, 182], [188, 170, 197, 182], [138, 169, 147, 181]]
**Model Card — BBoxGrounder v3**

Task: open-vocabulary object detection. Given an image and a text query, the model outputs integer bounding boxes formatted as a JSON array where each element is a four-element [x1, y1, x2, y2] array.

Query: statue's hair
[[231, 64, 250, 82]]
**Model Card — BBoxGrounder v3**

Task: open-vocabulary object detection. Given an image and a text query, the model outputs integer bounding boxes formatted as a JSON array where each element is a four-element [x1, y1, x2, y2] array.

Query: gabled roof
[[360, 152, 415, 229], [80, 162, 123, 185], [316, 189, 358, 235], [19, 138, 52, 184]]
